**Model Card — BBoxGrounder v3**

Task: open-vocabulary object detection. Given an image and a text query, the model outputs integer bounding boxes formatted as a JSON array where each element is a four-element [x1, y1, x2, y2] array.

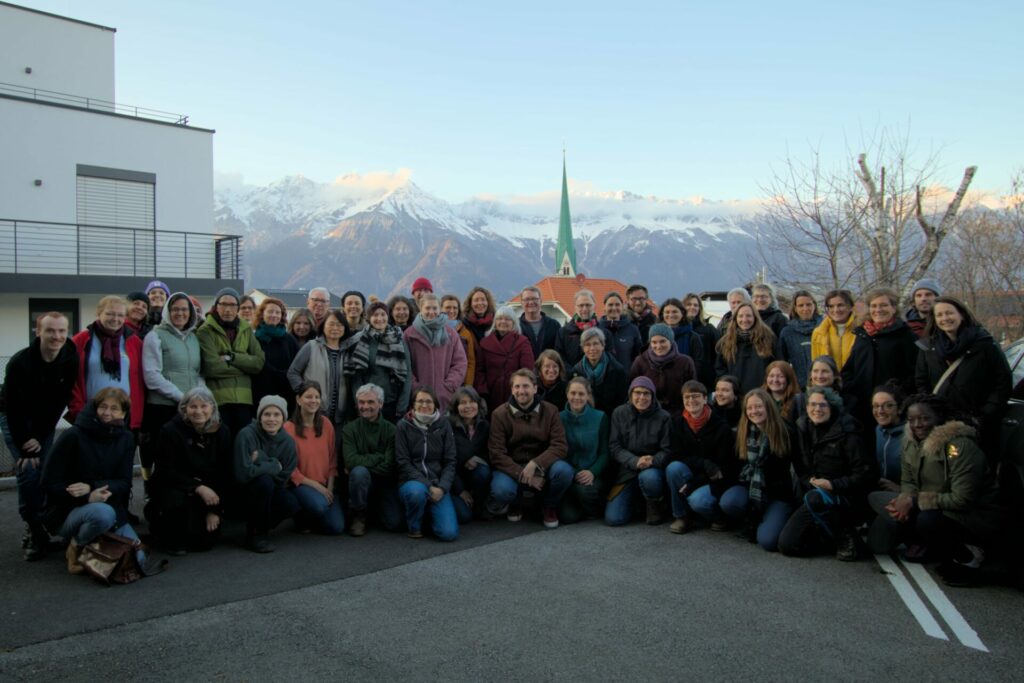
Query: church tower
[[554, 154, 577, 277]]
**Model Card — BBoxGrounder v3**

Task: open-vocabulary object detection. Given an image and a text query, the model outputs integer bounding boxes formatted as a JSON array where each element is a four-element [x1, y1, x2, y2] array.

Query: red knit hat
[[411, 277, 433, 294]]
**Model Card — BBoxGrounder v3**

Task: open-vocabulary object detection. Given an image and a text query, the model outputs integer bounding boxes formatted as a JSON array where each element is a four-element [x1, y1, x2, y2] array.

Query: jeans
[[398, 480, 458, 542], [293, 484, 345, 535], [489, 460, 574, 510], [719, 484, 794, 552], [243, 474, 301, 535], [0, 412, 54, 528], [57, 502, 146, 564], [348, 466, 403, 531], [665, 461, 694, 519], [604, 467, 666, 526], [451, 462, 492, 523], [686, 484, 720, 521]]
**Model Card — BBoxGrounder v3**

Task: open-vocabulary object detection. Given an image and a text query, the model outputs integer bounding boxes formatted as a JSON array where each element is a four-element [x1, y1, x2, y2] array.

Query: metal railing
[[0, 81, 189, 125], [0, 219, 242, 280]]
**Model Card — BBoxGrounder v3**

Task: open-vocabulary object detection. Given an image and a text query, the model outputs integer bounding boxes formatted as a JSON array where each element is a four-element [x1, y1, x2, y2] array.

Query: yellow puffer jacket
[[810, 314, 861, 369]]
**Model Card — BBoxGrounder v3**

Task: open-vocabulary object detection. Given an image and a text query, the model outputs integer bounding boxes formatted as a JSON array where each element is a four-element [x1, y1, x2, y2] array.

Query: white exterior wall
[[0, 97, 213, 230], [0, 292, 101, 364], [0, 4, 115, 101]]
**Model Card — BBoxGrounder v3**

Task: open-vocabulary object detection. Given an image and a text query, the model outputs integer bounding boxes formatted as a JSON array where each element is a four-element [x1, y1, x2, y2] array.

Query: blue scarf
[[673, 323, 694, 356], [576, 353, 608, 385]]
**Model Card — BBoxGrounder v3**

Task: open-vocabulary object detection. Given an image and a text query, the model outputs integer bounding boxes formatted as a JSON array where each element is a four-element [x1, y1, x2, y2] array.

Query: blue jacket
[[778, 315, 822, 388]]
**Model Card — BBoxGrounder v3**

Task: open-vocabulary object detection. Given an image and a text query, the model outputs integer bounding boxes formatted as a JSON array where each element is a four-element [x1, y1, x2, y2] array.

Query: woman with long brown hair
[[714, 303, 777, 396], [761, 360, 800, 423]]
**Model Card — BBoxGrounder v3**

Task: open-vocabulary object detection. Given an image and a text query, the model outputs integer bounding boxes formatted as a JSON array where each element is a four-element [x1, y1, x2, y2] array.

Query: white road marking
[[900, 560, 989, 653], [875, 554, 949, 641]]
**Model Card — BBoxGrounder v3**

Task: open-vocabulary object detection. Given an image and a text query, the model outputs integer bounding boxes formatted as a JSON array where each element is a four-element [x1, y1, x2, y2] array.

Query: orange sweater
[[284, 419, 337, 487]]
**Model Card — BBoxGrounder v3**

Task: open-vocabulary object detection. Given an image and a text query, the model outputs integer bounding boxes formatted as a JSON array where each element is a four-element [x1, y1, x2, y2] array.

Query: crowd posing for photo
[[0, 276, 1015, 588]]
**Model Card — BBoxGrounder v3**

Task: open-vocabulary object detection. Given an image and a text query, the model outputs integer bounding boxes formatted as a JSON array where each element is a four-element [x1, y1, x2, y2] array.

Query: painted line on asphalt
[[900, 560, 989, 653], [875, 554, 949, 641]]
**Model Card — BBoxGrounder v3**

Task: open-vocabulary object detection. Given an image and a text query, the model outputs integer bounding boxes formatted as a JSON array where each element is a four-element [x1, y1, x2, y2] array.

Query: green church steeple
[[554, 154, 577, 277]]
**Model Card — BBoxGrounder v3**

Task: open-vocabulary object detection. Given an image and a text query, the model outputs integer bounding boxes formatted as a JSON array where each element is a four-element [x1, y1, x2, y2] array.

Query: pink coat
[[474, 331, 535, 407], [403, 324, 468, 411]]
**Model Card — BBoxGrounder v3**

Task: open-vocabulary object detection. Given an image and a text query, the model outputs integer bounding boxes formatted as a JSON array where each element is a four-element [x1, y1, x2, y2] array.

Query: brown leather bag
[[76, 532, 144, 585]]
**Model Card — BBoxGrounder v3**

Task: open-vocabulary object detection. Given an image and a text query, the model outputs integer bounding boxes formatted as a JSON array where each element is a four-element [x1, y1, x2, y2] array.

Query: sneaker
[[669, 517, 691, 535], [507, 504, 523, 523], [835, 532, 859, 562], [542, 507, 559, 529], [349, 512, 367, 537], [645, 499, 664, 525], [245, 534, 275, 553], [710, 519, 730, 532], [407, 528, 424, 539]]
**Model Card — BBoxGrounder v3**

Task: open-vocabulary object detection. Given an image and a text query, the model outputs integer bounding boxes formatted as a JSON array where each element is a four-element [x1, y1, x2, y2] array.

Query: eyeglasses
[[217, 302, 238, 309], [309, 297, 329, 304], [522, 297, 540, 303], [682, 394, 704, 401], [628, 297, 647, 303], [414, 399, 435, 407]]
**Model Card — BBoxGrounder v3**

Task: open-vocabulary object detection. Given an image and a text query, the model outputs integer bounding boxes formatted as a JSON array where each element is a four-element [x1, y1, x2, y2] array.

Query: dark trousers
[[139, 403, 178, 471], [145, 495, 220, 551], [868, 490, 967, 559], [221, 403, 255, 442], [347, 466, 403, 531], [244, 474, 300, 535], [778, 489, 854, 557]]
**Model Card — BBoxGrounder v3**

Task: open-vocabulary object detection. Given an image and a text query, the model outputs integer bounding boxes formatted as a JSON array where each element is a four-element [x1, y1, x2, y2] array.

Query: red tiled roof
[[509, 273, 632, 317]]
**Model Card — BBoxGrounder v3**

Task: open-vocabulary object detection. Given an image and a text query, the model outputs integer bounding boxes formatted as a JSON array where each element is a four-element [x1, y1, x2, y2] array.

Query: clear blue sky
[[23, 0, 1024, 201]]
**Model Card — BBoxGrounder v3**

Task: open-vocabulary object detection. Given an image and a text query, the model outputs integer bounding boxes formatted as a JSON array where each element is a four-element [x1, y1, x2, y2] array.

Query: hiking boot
[[542, 507, 559, 529], [407, 528, 424, 539], [507, 504, 523, 523], [245, 534, 275, 554], [350, 512, 367, 537], [710, 518, 730, 532], [669, 517, 691, 535], [23, 525, 48, 562], [836, 532, 859, 562], [645, 499, 664, 525]]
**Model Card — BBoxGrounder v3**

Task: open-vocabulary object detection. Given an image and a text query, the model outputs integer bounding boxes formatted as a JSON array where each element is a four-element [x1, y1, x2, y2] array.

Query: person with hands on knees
[[341, 384, 401, 536], [447, 387, 492, 523], [486, 369, 572, 529], [778, 387, 875, 561], [284, 381, 344, 536], [558, 377, 610, 524], [233, 395, 299, 553], [605, 376, 674, 527], [666, 381, 736, 534], [395, 387, 459, 541], [867, 394, 1002, 586], [41, 388, 162, 576]]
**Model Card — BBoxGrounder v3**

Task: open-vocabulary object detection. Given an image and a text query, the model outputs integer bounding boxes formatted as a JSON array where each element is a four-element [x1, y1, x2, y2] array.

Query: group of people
[[0, 275, 1014, 587]]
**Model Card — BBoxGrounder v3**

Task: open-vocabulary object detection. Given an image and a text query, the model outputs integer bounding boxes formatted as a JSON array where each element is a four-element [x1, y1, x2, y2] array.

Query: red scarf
[[573, 315, 598, 331], [683, 404, 712, 433], [861, 317, 897, 337]]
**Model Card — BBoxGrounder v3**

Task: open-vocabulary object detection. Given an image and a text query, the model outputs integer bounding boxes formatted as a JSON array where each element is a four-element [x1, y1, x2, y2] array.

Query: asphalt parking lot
[[1, 478, 1021, 681]]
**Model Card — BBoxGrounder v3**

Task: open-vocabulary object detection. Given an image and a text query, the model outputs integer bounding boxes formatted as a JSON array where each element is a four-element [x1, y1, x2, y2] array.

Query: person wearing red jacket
[[474, 306, 535, 407], [67, 296, 146, 430]]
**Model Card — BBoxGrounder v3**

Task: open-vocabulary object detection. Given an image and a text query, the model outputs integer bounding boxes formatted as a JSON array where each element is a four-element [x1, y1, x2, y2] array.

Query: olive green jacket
[[196, 315, 265, 406]]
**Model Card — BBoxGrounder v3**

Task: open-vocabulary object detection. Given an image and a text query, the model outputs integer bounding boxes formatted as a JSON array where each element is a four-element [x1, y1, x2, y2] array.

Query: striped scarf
[[345, 324, 409, 384]]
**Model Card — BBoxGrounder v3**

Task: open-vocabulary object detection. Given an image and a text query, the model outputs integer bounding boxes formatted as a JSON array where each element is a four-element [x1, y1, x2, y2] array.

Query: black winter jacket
[[609, 399, 673, 485], [555, 320, 608, 368], [571, 353, 629, 416], [914, 327, 1011, 436], [793, 415, 875, 497], [692, 320, 720, 390], [758, 308, 789, 338], [150, 414, 234, 512], [450, 415, 490, 467], [395, 415, 457, 492], [714, 337, 776, 397], [519, 313, 562, 359], [599, 317, 644, 370], [0, 338, 78, 448], [40, 404, 135, 533], [669, 410, 737, 496], [840, 321, 918, 424]]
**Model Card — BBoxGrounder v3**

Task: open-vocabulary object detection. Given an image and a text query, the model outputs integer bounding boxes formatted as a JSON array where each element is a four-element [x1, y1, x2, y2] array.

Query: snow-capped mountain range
[[214, 173, 767, 301]]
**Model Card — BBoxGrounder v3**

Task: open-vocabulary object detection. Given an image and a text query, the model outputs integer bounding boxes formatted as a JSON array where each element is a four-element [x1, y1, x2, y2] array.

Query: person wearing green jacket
[[196, 288, 265, 438], [559, 376, 610, 524], [868, 394, 1003, 586], [341, 383, 401, 536], [233, 395, 299, 553]]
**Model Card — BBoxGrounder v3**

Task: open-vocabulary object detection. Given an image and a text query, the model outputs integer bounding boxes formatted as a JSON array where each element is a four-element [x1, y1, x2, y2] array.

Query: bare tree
[[754, 131, 976, 297], [944, 170, 1024, 342]]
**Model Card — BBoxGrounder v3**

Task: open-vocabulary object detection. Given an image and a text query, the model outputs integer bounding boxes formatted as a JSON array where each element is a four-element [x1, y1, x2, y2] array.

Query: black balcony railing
[[0, 219, 242, 280], [1, 81, 190, 125]]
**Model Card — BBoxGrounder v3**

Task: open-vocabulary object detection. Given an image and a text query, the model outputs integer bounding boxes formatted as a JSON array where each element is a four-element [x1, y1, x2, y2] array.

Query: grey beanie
[[912, 278, 941, 297], [256, 395, 288, 420], [213, 287, 241, 306], [648, 323, 673, 342]]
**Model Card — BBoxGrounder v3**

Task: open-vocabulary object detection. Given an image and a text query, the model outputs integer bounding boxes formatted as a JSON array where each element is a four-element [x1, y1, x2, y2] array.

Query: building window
[[28, 298, 79, 345], [76, 165, 156, 275]]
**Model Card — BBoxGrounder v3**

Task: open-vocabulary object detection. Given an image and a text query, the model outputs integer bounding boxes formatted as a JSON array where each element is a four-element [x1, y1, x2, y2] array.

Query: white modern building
[[0, 1, 242, 363]]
